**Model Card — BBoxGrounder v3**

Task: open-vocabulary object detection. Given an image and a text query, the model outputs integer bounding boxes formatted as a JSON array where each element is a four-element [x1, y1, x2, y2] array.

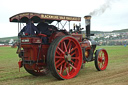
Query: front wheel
[[95, 49, 108, 71], [47, 36, 83, 80]]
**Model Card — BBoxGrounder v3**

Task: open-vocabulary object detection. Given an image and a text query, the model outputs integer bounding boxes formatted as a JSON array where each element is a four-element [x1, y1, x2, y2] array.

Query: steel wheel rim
[[97, 50, 108, 70], [54, 37, 82, 79]]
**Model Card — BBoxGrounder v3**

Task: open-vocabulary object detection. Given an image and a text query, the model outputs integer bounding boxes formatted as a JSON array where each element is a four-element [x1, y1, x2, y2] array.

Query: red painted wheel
[[47, 36, 83, 80], [24, 65, 49, 76], [95, 49, 108, 71]]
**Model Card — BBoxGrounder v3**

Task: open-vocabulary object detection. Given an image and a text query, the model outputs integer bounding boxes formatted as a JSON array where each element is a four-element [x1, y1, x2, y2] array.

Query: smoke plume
[[89, 0, 116, 16]]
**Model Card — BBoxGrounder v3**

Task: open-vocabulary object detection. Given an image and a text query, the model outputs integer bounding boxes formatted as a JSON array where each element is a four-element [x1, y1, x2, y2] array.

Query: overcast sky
[[0, 0, 128, 38]]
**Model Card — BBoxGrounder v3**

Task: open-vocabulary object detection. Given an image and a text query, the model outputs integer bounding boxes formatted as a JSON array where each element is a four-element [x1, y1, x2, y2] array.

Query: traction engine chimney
[[84, 15, 91, 39]]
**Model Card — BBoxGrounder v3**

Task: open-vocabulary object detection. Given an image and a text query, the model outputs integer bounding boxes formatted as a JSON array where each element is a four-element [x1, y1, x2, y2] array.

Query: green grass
[[0, 47, 27, 81], [0, 46, 128, 85]]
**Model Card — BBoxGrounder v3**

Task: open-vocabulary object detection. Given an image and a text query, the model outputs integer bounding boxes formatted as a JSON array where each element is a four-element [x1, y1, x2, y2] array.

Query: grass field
[[0, 46, 128, 85]]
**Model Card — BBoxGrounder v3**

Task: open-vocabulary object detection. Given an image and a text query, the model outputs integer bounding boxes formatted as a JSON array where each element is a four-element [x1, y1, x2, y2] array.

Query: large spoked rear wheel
[[95, 49, 108, 71], [47, 36, 83, 80], [24, 65, 49, 76]]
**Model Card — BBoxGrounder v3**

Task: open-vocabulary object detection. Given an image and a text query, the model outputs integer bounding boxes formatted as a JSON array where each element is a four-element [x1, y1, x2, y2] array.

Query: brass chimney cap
[[84, 15, 91, 19]]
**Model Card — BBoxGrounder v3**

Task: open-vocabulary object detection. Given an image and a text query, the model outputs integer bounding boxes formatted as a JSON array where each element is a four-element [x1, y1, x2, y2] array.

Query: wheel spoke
[[69, 63, 76, 71], [101, 62, 103, 67], [68, 45, 71, 53], [71, 57, 79, 60], [56, 50, 61, 56], [99, 54, 101, 58], [55, 56, 64, 59], [64, 41, 67, 52], [70, 51, 76, 57], [56, 60, 65, 69], [71, 60, 75, 64], [57, 47, 65, 54], [101, 62, 104, 67], [67, 40, 71, 50], [55, 59, 61, 65], [98, 62, 101, 68], [98, 57, 102, 62], [60, 65, 63, 74], [66, 67, 70, 76], [62, 63, 66, 74], [70, 46, 77, 53], [68, 64, 70, 73], [101, 51, 104, 57], [99, 52, 102, 58]]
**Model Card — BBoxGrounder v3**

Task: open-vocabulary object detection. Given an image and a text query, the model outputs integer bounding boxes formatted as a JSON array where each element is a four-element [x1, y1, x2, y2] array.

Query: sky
[[0, 0, 128, 38]]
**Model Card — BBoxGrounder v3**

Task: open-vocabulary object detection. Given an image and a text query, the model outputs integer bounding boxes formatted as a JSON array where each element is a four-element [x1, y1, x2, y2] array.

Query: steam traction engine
[[9, 12, 108, 80]]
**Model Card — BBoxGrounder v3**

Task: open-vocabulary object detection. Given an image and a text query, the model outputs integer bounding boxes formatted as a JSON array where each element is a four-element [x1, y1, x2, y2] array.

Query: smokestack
[[84, 15, 91, 39]]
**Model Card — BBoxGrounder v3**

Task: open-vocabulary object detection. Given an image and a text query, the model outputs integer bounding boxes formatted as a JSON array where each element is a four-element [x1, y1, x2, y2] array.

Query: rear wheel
[[47, 36, 83, 80], [95, 49, 108, 71]]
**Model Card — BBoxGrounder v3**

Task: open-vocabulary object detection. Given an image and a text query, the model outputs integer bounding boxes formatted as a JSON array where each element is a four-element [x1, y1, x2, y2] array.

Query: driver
[[19, 20, 39, 36], [37, 20, 58, 44], [37, 20, 51, 36]]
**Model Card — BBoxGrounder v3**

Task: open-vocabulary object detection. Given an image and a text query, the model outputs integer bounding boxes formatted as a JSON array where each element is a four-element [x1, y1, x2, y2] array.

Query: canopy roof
[[9, 12, 81, 23]]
